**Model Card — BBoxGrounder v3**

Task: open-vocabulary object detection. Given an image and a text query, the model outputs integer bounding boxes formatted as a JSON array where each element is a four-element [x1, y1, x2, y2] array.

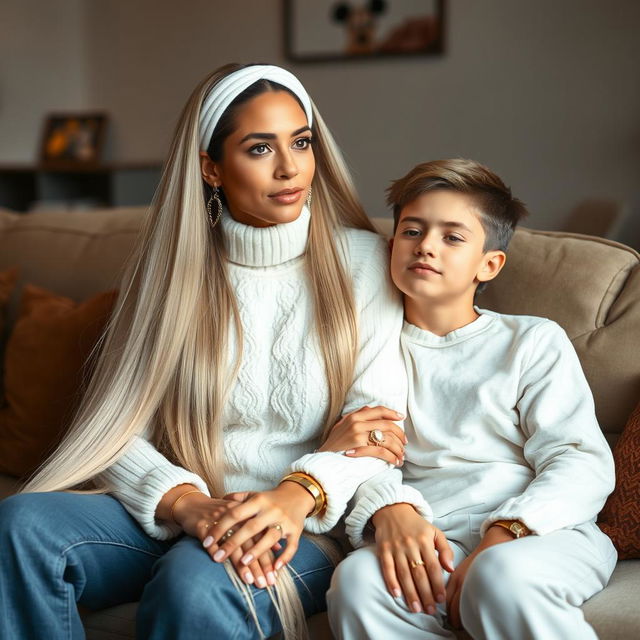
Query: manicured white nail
[[241, 553, 253, 565], [213, 549, 225, 561], [203, 536, 214, 548], [275, 559, 283, 571], [256, 575, 267, 588], [392, 588, 401, 598], [412, 601, 423, 613], [345, 449, 355, 455], [244, 571, 254, 584], [267, 571, 276, 585]]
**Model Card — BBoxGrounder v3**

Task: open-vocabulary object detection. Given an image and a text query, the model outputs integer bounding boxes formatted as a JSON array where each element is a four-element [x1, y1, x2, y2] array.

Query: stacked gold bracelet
[[280, 471, 327, 517]]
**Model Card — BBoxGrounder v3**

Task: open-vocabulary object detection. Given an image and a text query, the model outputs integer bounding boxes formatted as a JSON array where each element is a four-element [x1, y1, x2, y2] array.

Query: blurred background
[[1, 0, 639, 246]]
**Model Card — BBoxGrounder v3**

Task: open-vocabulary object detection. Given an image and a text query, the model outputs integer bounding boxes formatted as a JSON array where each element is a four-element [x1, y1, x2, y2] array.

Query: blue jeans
[[0, 492, 336, 639]]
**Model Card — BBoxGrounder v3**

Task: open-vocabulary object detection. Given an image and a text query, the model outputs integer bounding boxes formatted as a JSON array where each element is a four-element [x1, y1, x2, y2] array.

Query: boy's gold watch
[[492, 519, 531, 538]]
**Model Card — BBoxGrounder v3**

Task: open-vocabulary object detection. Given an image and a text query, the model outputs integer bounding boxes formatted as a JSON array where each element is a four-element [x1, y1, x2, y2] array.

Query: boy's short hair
[[387, 158, 529, 253]]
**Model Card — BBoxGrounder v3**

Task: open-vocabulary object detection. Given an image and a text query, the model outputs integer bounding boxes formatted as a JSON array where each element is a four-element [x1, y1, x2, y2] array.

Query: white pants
[[327, 513, 617, 640]]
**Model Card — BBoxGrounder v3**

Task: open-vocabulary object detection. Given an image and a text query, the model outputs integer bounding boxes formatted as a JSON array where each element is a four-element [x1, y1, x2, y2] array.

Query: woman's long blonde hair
[[22, 63, 375, 637]]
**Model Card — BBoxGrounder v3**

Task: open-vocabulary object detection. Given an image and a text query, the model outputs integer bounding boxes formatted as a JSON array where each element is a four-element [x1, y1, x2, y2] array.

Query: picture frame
[[39, 113, 108, 168], [284, 0, 445, 62]]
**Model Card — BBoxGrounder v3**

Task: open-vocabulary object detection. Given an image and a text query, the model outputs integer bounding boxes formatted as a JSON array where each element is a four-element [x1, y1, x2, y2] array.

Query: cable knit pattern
[[99, 206, 406, 539]]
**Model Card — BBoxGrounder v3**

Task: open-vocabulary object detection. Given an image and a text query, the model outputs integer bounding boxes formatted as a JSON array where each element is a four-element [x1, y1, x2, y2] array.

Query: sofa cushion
[[582, 559, 640, 639], [0, 285, 117, 477], [478, 229, 640, 438], [598, 400, 640, 559], [0, 207, 143, 328], [371, 219, 640, 438]]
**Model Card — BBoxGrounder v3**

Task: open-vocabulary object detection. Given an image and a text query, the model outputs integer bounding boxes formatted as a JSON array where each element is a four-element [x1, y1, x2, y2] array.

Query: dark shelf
[[0, 162, 162, 211]]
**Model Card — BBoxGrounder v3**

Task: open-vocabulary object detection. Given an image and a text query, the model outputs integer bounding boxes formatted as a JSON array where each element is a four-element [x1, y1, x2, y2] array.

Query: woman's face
[[201, 90, 315, 228]]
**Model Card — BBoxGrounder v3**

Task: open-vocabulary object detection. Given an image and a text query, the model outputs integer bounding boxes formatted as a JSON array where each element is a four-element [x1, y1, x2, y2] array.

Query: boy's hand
[[318, 405, 407, 466], [446, 525, 514, 628], [372, 503, 454, 615]]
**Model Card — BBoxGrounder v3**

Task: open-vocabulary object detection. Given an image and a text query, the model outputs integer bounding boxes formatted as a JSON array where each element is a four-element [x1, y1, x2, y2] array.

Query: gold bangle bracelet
[[169, 489, 202, 524], [280, 472, 327, 517]]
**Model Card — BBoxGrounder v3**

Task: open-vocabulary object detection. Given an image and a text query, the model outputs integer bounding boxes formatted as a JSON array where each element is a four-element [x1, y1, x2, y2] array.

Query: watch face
[[511, 523, 525, 537]]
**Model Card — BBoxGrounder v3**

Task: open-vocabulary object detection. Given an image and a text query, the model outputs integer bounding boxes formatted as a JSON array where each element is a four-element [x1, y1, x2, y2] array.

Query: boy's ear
[[476, 250, 506, 284]]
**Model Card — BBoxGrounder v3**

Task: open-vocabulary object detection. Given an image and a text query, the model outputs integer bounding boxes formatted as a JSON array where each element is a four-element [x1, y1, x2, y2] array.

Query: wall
[[0, 0, 89, 161], [2, 0, 639, 238]]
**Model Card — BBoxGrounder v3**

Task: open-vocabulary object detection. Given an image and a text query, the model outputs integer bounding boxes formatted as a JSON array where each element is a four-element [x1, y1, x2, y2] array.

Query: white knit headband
[[199, 65, 313, 152]]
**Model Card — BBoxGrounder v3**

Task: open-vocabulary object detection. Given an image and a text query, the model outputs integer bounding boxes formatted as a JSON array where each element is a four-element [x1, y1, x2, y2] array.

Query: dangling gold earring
[[306, 185, 312, 209], [207, 186, 223, 228]]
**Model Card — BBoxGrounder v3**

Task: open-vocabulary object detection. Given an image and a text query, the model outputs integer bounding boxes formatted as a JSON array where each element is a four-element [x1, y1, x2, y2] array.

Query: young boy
[[327, 159, 616, 639]]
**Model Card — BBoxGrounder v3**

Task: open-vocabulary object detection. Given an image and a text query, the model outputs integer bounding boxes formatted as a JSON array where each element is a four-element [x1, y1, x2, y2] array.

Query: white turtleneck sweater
[[100, 207, 407, 539], [345, 309, 615, 547]]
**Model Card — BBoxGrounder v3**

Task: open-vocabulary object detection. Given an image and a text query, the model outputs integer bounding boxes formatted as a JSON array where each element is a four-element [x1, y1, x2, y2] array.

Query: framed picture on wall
[[39, 113, 108, 168], [284, 0, 445, 62]]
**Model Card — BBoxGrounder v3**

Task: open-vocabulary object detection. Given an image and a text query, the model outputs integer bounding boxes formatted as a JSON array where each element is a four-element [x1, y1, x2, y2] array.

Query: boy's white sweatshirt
[[346, 310, 615, 547]]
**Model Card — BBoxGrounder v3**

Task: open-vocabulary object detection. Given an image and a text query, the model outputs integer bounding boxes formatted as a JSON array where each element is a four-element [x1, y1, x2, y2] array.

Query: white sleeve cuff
[[345, 483, 433, 548], [99, 437, 211, 540], [289, 451, 390, 534]]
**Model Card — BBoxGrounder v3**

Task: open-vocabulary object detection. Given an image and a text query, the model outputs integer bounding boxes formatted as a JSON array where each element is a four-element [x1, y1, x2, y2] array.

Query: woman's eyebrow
[[239, 125, 311, 144]]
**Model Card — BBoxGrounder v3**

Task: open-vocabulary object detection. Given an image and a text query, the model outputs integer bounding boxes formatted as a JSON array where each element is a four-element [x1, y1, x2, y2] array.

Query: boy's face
[[390, 190, 504, 305]]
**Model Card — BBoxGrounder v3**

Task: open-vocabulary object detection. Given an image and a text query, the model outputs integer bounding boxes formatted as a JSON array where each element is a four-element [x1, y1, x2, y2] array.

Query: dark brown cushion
[[598, 400, 640, 559], [0, 284, 117, 477]]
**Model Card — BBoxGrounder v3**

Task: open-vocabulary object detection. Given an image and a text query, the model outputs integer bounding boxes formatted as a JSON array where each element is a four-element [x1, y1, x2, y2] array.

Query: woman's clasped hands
[[171, 482, 315, 589]]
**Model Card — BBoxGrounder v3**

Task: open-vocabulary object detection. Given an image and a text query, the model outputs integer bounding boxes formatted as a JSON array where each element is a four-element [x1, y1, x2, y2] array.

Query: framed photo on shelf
[[284, 0, 445, 62], [39, 113, 108, 168]]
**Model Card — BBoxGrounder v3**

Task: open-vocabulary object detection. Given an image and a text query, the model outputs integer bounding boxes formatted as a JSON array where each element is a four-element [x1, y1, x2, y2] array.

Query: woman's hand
[[201, 482, 316, 573], [446, 525, 514, 628], [168, 488, 278, 589], [319, 405, 407, 466], [372, 503, 454, 615]]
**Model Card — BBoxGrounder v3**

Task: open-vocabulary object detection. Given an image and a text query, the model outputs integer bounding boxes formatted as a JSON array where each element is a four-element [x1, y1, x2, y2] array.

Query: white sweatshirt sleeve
[[99, 436, 211, 540], [344, 468, 433, 548], [290, 232, 408, 534], [480, 320, 615, 536]]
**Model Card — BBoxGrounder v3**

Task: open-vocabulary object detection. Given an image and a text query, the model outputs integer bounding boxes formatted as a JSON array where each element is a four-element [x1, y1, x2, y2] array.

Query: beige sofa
[[0, 207, 638, 639]]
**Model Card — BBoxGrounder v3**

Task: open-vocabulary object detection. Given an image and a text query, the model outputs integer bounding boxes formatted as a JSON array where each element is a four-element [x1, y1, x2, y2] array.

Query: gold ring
[[410, 559, 425, 569], [368, 429, 385, 446], [220, 528, 235, 543]]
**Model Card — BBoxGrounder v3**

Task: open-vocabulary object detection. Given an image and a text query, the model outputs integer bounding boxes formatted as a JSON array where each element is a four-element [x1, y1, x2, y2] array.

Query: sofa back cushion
[[372, 218, 640, 440], [0, 207, 143, 326], [1, 211, 639, 441], [480, 229, 639, 442]]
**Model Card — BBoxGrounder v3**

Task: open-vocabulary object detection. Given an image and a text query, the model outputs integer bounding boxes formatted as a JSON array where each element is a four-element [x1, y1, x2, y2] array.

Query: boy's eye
[[249, 143, 271, 155], [401, 228, 421, 237], [293, 136, 313, 149], [446, 235, 463, 243]]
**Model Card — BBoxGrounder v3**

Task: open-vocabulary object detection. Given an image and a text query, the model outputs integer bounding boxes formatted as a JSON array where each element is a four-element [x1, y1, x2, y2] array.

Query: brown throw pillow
[[0, 284, 117, 477], [0, 267, 18, 339], [0, 267, 19, 405], [598, 400, 640, 559]]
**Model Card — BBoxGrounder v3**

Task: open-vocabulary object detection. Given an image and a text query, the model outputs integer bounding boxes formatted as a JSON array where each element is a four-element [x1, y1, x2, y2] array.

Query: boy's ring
[[368, 429, 385, 445], [410, 559, 425, 569]]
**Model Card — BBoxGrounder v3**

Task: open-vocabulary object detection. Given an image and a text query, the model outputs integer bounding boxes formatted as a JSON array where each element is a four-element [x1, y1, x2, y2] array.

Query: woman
[[0, 64, 409, 639]]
